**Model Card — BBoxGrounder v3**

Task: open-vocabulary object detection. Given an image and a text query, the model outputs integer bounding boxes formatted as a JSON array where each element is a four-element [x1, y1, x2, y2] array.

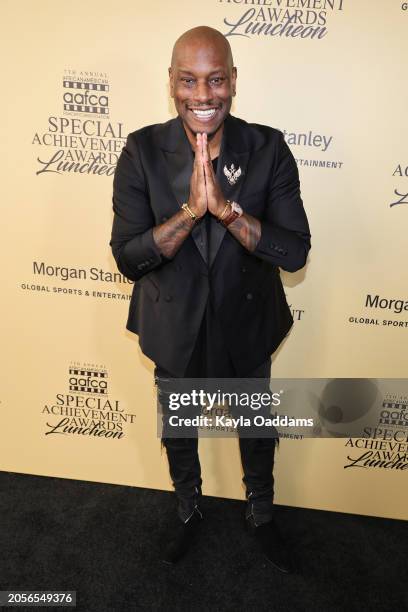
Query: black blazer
[[110, 113, 311, 376]]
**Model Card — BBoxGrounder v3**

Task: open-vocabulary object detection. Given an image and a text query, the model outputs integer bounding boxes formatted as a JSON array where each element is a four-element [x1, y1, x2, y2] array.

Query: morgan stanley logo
[[365, 294, 408, 315]]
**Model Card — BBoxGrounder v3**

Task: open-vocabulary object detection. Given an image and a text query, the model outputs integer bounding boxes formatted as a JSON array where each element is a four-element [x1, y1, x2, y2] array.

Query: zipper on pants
[[184, 486, 203, 523], [247, 491, 259, 527]]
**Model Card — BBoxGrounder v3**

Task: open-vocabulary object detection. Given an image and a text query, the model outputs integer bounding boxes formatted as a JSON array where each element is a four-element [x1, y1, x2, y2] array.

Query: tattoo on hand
[[227, 213, 261, 252], [152, 210, 196, 259]]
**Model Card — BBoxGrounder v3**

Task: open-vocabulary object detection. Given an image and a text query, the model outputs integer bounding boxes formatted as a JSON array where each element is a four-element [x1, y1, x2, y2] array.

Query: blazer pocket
[[141, 276, 160, 302]]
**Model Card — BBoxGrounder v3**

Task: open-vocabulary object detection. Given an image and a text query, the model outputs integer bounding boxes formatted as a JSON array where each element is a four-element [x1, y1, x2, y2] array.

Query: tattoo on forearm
[[227, 213, 261, 252], [152, 210, 196, 259]]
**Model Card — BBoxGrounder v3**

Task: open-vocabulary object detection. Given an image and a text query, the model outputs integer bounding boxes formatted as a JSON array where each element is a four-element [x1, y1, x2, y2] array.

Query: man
[[110, 26, 311, 571]]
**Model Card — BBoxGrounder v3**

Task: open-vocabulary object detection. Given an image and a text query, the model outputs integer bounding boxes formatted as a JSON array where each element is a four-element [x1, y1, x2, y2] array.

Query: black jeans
[[154, 298, 278, 525]]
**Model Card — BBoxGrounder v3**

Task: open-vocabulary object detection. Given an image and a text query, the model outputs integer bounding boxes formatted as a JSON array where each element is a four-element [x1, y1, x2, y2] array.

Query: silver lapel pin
[[223, 163, 242, 186]]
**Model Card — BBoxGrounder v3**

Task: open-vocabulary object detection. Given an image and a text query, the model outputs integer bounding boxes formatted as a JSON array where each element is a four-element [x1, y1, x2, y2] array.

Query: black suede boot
[[245, 514, 294, 573], [161, 507, 203, 565]]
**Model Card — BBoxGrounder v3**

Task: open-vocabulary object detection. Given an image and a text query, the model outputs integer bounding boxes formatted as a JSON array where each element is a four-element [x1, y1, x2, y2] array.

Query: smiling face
[[169, 27, 237, 144]]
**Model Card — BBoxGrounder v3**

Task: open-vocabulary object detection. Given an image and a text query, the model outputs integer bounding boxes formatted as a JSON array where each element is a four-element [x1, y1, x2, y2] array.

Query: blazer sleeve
[[250, 131, 311, 272], [109, 133, 164, 282]]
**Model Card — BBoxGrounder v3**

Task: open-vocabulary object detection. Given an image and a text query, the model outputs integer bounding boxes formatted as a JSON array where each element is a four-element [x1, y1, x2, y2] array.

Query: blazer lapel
[[209, 115, 250, 268], [160, 116, 209, 265], [159, 114, 251, 268]]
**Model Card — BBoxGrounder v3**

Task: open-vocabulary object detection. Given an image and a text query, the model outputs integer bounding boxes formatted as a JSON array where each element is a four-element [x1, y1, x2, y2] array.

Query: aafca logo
[[63, 70, 109, 117], [379, 397, 408, 433], [32, 68, 125, 177], [344, 393, 408, 472], [69, 366, 107, 395], [41, 361, 136, 440]]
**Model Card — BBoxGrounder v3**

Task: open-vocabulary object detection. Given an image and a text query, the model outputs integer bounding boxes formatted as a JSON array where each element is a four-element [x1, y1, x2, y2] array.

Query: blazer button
[[164, 295, 172, 302], [246, 292, 253, 300], [241, 266, 247, 273]]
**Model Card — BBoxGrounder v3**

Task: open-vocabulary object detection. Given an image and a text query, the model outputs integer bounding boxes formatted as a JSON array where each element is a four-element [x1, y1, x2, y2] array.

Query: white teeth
[[192, 109, 216, 118]]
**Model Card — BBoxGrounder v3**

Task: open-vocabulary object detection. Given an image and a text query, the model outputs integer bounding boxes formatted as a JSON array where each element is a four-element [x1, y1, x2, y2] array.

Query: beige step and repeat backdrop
[[1, 1, 407, 520]]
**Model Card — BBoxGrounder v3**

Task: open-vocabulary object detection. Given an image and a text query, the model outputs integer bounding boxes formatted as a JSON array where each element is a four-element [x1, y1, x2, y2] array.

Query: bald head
[[169, 25, 237, 141], [171, 26, 234, 71]]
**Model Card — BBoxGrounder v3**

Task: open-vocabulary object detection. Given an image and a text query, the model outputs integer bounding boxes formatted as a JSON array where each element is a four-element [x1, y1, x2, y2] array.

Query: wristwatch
[[220, 200, 243, 226]]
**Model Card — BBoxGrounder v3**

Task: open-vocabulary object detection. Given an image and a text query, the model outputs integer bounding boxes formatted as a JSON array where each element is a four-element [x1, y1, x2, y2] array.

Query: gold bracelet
[[181, 202, 198, 221], [218, 201, 231, 222]]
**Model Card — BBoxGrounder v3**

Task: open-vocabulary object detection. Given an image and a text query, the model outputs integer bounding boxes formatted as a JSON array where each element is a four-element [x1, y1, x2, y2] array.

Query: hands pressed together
[[153, 131, 261, 259], [188, 132, 227, 220]]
